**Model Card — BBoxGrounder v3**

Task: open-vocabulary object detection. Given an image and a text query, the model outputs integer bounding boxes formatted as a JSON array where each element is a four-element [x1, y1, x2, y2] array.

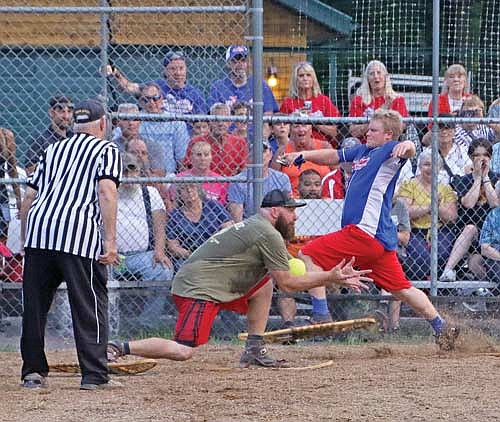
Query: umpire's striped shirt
[[25, 133, 122, 260]]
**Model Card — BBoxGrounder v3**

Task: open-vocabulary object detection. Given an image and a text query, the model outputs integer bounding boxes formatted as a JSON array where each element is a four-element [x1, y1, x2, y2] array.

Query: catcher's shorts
[[173, 275, 271, 347], [301, 224, 412, 292]]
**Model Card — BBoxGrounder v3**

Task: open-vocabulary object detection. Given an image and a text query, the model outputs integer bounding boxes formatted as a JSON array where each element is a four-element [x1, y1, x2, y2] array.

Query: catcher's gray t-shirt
[[171, 213, 290, 303]]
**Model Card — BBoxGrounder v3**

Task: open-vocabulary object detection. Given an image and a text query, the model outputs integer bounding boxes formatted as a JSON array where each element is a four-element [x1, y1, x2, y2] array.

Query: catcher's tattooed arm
[[271, 258, 372, 294]]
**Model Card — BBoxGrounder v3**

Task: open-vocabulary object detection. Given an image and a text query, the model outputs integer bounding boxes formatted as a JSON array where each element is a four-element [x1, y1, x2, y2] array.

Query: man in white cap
[[208, 45, 278, 115]]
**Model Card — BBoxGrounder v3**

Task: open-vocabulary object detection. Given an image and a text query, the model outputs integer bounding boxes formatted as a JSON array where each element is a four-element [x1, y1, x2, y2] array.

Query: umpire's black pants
[[21, 248, 109, 385]]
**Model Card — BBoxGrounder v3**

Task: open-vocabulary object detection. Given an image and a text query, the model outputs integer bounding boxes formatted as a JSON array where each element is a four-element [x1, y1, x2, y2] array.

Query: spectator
[[166, 183, 233, 271], [488, 97, 500, 142], [0, 128, 22, 243], [138, 83, 190, 174], [115, 153, 173, 282], [297, 168, 324, 199], [440, 139, 498, 281], [111, 103, 141, 151], [115, 153, 173, 328], [227, 140, 291, 222], [192, 121, 210, 138], [280, 61, 341, 146], [418, 116, 471, 185], [492, 142, 500, 176], [126, 137, 171, 210], [25, 95, 74, 174], [208, 45, 278, 114], [452, 96, 495, 148], [268, 113, 290, 155], [231, 101, 250, 140], [185, 103, 248, 176], [109, 50, 207, 126], [272, 114, 332, 197], [397, 150, 458, 280], [478, 180, 500, 285], [349, 60, 409, 141], [428, 64, 471, 117], [126, 137, 165, 179], [176, 140, 228, 204]]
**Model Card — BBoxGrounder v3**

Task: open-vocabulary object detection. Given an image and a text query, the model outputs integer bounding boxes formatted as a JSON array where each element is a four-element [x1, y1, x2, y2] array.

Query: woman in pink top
[[175, 140, 228, 204], [349, 60, 408, 142], [280, 61, 341, 146]]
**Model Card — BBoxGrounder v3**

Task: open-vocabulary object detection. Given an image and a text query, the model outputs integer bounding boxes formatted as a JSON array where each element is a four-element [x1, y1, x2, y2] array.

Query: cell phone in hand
[[276, 155, 305, 168]]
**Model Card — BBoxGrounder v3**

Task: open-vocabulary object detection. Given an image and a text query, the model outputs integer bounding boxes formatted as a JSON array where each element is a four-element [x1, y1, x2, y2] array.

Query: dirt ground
[[2, 331, 500, 422]]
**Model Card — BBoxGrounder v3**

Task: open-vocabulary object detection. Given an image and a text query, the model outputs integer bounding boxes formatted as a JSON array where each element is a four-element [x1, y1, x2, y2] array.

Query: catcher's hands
[[326, 257, 372, 293]]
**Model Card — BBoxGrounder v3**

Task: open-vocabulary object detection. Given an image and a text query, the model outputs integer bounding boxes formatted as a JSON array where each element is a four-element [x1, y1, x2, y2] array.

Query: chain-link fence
[[1, 1, 500, 344]]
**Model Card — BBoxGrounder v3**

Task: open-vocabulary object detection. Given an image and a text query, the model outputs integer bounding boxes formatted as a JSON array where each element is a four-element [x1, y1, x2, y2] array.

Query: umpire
[[19, 99, 122, 390]]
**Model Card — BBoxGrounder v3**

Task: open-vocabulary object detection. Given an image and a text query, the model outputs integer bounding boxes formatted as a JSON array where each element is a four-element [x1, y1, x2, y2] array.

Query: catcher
[[108, 189, 372, 368]]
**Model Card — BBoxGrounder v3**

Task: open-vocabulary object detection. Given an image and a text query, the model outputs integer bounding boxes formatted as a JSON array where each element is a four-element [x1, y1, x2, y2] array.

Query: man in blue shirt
[[208, 45, 279, 130], [138, 83, 190, 174], [110, 50, 207, 133], [281, 109, 461, 351]]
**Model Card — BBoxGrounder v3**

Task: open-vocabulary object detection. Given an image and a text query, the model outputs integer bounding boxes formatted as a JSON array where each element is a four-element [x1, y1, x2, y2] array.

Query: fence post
[[430, 0, 441, 296]]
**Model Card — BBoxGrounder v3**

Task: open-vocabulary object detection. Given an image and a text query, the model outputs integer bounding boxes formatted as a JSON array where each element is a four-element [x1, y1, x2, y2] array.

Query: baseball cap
[[73, 99, 105, 124], [163, 51, 186, 67], [225, 45, 248, 62], [261, 189, 306, 208], [49, 95, 74, 109]]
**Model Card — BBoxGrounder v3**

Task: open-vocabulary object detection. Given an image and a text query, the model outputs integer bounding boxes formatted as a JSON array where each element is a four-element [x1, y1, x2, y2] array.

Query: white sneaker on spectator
[[439, 269, 456, 282]]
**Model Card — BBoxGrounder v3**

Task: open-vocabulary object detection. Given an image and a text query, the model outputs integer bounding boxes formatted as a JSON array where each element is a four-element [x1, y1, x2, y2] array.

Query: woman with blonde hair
[[349, 60, 409, 141], [428, 64, 470, 116], [280, 61, 341, 146]]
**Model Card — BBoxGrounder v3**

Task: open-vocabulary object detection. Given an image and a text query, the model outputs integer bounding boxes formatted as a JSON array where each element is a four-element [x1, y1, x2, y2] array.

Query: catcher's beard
[[275, 214, 295, 240]]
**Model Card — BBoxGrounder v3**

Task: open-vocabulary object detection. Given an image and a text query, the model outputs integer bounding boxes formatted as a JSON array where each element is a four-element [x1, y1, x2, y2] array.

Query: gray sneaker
[[80, 379, 123, 391], [435, 326, 460, 351], [239, 346, 288, 368], [22, 372, 47, 389]]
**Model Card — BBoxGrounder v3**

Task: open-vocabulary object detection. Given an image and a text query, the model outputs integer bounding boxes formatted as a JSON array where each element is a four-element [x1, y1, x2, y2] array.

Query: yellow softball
[[289, 258, 306, 276]]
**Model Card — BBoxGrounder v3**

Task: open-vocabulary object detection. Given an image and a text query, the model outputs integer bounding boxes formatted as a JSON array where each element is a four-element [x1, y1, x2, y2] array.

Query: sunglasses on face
[[459, 109, 482, 118], [125, 163, 139, 171], [140, 94, 162, 103]]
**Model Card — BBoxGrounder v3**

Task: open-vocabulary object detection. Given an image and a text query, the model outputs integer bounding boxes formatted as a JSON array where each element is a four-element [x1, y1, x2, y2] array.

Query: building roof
[[273, 0, 354, 35]]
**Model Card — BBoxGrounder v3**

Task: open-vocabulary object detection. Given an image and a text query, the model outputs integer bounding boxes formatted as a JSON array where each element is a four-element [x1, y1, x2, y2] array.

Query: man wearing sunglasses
[[138, 83, 190, 175], [25, 95, 74, 174]]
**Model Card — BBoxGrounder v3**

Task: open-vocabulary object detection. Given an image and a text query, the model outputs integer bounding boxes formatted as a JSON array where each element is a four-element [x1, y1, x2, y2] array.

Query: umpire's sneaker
[[435, 326, 460, 351], [239, 346, 288, 368], [22, 373, 47, 389], [80, 379, 123, 391]]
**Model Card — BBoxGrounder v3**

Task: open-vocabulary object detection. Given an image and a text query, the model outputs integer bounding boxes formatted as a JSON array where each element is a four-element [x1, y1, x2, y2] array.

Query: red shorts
[[301, 225, 412, 292], [173, 275, 271, 347]]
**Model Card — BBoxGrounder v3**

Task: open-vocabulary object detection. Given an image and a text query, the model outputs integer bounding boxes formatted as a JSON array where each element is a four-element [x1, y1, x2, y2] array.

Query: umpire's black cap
[[261, 189, 306, 208], [73, 99, 105, 124]]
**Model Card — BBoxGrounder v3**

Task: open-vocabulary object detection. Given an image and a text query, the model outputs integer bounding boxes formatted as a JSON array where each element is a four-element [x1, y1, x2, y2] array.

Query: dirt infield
[[2, 331, 500, 422]]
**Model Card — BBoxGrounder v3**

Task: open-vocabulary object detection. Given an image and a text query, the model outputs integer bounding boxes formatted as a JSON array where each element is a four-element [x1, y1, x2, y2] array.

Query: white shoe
[[439, 269, 456, 282]]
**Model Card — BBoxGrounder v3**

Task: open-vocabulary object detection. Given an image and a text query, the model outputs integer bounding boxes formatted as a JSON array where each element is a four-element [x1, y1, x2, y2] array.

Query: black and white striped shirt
[[25, 133, 122, 260]]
